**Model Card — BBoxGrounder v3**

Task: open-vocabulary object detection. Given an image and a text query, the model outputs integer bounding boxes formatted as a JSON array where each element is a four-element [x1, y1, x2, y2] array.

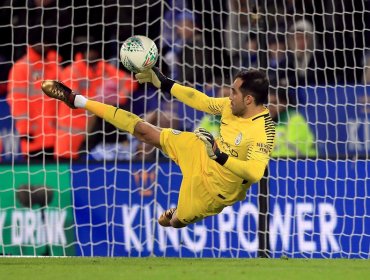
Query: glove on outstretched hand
[[135, 67, 174, 93], [194, 127, 228, 165]]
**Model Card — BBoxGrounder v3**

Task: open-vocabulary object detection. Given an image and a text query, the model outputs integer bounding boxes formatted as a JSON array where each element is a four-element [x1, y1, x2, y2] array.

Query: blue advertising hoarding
[[268, 159, 369, 258], [71, 160, 370, 258], [71, 161, 259, 257]]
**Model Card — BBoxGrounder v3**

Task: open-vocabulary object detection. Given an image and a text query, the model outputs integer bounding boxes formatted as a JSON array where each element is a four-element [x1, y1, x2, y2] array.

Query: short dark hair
[[235, 69, 269, 105]]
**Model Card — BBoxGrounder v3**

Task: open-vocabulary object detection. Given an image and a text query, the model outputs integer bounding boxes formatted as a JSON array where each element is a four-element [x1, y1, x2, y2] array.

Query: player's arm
[[223, 157, 266, 183], [135, 68, 227, 115], [195, 128, 269, 183]]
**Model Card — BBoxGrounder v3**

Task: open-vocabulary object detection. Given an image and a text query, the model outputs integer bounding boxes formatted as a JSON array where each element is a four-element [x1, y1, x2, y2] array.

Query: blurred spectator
[[269, 87, 316, 158], [0, 2, 12, 97], [222, 1, 258, 77], [324, 0, 370, 84], [103, 0, 162, 63], [267, 34, 288, 86], [163, 11, 212, 86], [240, 34, 259, 70], [283, 0, 316, 29], [0, 0, 69, 96], [265, 0, 293, 32], [4, 0, 159, 66], [191, 0, 227, 81], [7, 24, 61, 160], [162, 0, 189, 49], [283, 19, 335, 87], [362, 51, 370, 84], [224, 0, 257, 55], [2, 0, 73, 62], [57, 37, 138, 159]]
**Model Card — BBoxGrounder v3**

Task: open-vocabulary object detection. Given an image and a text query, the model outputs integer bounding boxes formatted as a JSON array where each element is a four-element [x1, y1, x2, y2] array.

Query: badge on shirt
[[235, 132, 242, 145]]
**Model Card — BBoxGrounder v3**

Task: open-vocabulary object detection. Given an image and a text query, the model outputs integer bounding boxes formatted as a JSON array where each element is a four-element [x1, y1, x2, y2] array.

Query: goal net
[[0, 0, 369, 258]]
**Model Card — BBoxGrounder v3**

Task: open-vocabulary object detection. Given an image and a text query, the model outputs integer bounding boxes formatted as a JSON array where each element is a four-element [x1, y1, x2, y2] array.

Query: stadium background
[[0, 0, 369, 259]]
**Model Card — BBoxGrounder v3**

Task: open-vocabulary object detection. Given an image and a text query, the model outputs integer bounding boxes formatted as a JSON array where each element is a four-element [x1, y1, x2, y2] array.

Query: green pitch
[[0, 257, 368, 280]]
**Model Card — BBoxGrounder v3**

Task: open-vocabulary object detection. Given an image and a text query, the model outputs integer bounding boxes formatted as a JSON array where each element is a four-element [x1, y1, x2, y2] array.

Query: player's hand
[[135, 67, 175, 93], [194, 127, 220, 160], [135, 67, 166, 89]]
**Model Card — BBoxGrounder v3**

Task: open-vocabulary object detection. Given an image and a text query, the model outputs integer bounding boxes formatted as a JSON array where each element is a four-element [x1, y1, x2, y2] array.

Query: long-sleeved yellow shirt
[[170, 83, 276, 204]]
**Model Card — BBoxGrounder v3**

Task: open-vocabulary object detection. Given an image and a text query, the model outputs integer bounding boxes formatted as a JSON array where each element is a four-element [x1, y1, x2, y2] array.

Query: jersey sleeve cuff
[[215, 152, 229, 166], [161, 78, 175, 94]]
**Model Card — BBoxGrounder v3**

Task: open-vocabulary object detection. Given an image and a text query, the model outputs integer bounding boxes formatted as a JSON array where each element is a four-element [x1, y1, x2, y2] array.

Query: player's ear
[[244, 94, 253, 106]]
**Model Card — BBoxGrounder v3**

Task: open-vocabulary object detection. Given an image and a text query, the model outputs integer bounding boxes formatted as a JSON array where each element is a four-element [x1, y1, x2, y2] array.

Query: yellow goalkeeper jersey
[[170, 83, 276, 204]]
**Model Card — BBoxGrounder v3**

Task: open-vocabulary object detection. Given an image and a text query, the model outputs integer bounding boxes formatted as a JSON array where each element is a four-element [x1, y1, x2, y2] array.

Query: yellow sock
[[85, 100, 143, 134]]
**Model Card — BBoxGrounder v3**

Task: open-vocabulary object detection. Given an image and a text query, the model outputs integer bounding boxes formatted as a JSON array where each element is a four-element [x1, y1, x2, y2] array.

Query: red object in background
[[7, 47, 62, 155], [55, 53, 138, 159]]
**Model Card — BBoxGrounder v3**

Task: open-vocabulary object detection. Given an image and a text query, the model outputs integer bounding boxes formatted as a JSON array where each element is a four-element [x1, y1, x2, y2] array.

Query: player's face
[[229, 78, 251, 117]]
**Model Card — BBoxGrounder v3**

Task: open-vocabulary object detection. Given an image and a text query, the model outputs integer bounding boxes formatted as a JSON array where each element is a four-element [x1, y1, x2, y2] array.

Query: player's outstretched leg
[[41, 80, 161, 147]]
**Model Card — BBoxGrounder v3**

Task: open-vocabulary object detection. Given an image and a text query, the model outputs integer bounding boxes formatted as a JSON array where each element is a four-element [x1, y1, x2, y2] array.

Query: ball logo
[[123, 37, 145, 52], [235, 132, 242, 145], [122, 57, 139, 73], [143, 45, 158, 67]]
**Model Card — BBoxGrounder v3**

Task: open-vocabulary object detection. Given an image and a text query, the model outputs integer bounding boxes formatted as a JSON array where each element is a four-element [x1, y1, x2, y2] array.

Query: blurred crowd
[[0, 0, 369, 161]]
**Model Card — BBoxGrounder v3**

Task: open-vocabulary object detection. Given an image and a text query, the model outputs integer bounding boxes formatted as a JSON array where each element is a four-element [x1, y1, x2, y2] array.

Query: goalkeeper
[[41, 68, 275, 228]]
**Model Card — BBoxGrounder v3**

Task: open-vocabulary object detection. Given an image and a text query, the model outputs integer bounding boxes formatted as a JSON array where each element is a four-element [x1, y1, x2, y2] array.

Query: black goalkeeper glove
[[194, 127, 229, 166], [135, 67, 175, 93]]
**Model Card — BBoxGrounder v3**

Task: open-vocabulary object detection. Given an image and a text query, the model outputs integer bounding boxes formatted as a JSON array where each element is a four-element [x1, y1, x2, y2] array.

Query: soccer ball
[[120, 35, 158, 73]]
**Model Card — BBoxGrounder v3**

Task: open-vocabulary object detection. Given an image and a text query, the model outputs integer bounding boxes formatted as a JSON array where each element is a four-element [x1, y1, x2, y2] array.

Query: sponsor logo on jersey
[[235, 132, 242, 145], [256, 142, 270, 154]]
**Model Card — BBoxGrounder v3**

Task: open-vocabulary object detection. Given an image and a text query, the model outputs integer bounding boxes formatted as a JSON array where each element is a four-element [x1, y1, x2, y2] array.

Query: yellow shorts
[[160, 128, 225, 224]]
